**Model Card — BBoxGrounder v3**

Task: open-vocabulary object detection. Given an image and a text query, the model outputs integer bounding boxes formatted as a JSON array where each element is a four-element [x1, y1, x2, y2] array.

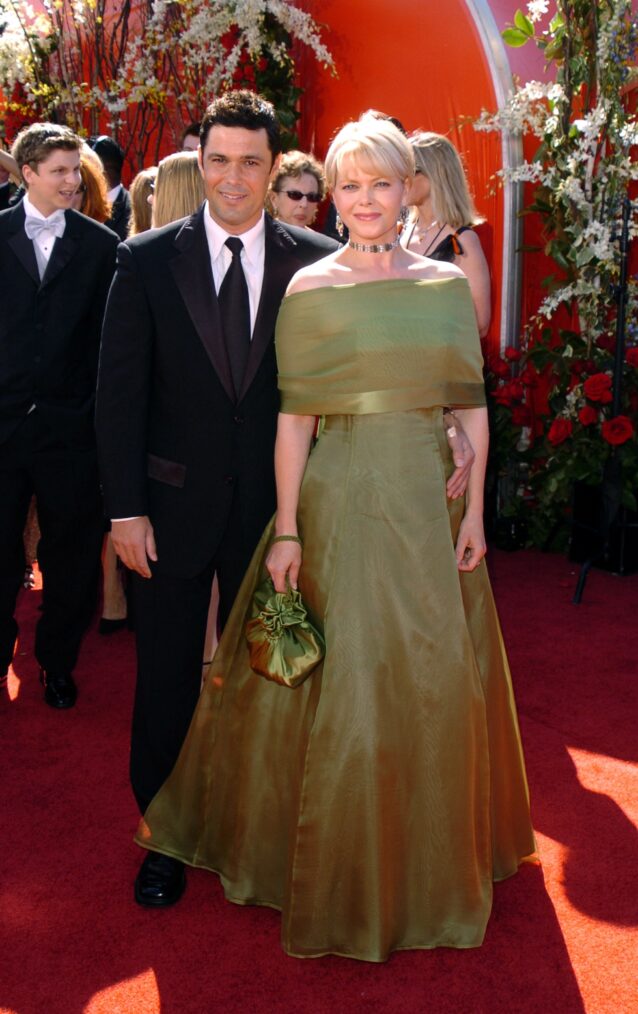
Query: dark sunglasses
[[277, 189, 322, 203]]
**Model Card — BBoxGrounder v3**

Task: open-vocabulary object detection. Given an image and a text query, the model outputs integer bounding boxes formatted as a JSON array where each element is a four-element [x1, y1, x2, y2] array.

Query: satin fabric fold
[[137, 280, 535, 962], [276, 277, 486, 415]]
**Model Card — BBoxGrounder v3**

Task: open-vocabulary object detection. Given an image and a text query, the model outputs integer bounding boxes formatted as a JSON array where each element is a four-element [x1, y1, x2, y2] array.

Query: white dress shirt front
[[202, 202, 266, 336], [23, 193, 66, 269]]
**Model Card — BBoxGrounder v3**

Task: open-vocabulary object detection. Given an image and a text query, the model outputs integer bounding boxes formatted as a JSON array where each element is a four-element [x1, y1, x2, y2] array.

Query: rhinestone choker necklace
[[347, 237, 400, 253]]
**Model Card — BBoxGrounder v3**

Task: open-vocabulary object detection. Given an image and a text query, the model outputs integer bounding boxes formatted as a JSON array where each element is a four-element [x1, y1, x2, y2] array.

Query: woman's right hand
[[266, 541, 303, 592]]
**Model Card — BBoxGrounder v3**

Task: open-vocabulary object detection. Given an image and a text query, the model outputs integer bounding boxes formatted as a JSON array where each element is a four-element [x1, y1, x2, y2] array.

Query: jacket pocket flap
[[147, 453, 186, 488]]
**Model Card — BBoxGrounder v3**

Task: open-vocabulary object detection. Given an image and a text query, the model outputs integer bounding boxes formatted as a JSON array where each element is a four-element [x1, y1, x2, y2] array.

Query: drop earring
[[335, 212, 344, 239]]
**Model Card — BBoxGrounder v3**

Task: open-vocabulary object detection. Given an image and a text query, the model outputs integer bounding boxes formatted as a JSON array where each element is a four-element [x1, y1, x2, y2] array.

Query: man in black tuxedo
[[90, 136, 131, 240], [0, 123, 118, 708], [96, 92, 337, 906]]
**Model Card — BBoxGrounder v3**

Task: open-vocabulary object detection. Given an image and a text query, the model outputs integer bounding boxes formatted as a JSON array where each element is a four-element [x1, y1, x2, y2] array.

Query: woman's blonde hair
[[128, 166, 157, 236], [409, 132, 483, 229], [152, 151, 204, 228], [324, 116, 414, 192], [266, 149, 326, 213], [78, 148, 111, 223]]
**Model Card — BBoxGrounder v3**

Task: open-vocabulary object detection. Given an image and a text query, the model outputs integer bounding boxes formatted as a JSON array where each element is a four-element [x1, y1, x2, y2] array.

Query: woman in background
[[151, 151, 204, 228], [128, 166, 157, 237], [71, 148, 112, 223], [403, 131, 491, 338], [267, 150, 325, 230]]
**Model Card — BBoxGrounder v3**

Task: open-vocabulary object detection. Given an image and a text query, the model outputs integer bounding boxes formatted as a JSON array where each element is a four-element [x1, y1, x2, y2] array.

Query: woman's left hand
[[455, 513, 486, 572]]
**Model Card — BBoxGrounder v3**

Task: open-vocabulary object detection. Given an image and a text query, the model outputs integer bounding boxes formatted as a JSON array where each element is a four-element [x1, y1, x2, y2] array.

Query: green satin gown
[[137, 277, 536, 961]]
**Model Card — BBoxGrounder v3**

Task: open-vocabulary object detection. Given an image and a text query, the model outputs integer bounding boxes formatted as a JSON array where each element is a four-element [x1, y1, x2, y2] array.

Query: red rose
[[512, 405, 531, 427], [232, 67, 244, 82], [583, 372, 612, 402], [508, 379, 524, 400], [578, 406, 597, 426], [626, 348, 638, 368], [257, 57, 269, 72], [505, 347, 521, 362], [244, 64, 256, 80], [601, 415, 635, 446], [547, 417, 573, 446], [596, 333, 616, 353], [491, 358, 510, 379], [494, 386, 513, 406], [520, 366, 539, 388]]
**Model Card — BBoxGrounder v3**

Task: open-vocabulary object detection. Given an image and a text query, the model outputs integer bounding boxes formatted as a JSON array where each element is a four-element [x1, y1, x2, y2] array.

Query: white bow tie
[[25, 210, 66, 242]]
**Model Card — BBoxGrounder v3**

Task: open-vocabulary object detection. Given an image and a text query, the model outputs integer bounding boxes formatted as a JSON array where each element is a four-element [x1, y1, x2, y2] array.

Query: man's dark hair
[[181, 122, 201, 145], [200, 90, 282, 160], [11, 122, 80, 173], [361, 109, 407, 136], [89, 135, 125, 173]]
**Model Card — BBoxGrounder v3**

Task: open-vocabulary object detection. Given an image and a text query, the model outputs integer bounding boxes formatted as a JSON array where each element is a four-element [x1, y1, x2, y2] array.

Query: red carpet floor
[[1, 550, 637, 1014]]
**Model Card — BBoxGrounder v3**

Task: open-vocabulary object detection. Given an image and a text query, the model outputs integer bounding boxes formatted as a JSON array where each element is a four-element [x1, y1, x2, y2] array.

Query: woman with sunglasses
[[267, 150, 325, 229]]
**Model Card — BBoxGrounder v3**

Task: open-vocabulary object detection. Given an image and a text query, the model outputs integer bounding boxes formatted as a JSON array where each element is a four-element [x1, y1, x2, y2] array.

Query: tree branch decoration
[[475, 0, 638, 548]]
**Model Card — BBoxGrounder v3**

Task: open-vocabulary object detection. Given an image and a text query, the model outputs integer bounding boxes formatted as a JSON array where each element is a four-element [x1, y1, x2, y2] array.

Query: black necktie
[[218, 237, 251, 399]]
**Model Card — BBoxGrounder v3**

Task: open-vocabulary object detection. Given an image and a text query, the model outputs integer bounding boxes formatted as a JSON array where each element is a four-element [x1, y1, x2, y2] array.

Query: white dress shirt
[[107, 183, 123, 204], [23, 193, 66, 269], [112, 205, 266, 523], [202, 202, 266, 336]]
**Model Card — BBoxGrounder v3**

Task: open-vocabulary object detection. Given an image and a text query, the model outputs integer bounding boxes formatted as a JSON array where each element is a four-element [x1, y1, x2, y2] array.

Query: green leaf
[[549, 12, 565, 33], [514, 9, 534, 36], [502, 27, 530, 47]]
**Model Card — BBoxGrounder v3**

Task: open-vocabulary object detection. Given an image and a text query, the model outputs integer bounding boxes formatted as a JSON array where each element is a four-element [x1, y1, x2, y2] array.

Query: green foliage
[[478, 1, 638, 547]]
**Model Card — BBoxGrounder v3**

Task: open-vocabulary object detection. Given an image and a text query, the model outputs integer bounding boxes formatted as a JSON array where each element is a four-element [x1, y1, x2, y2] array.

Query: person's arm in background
[[450, 406, 488, 572]]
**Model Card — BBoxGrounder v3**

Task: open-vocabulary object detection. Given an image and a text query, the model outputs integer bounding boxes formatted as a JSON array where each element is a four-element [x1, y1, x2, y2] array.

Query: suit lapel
[[40, 210, 80, 288], [238, 216, 302, 402], [5, 204, 39, 286], [170, 207, 235, 404]]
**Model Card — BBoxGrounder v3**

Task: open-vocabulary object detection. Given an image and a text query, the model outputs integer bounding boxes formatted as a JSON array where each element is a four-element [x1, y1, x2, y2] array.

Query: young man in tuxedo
[[0, 123, 118, 708]]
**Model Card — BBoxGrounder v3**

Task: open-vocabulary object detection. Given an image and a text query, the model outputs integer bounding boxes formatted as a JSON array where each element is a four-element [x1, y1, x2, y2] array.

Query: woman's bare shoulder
[[285, 252, 344, 296], [407, 255, 466, 283]]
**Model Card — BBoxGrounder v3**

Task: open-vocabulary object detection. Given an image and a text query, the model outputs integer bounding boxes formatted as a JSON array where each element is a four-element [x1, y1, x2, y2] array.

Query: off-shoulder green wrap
[[276, 276, 486, 416]]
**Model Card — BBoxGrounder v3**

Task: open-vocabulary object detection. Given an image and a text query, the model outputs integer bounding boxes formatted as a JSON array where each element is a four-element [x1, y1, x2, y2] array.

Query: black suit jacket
[[0, 203, 118, 447], [105, 186, 131, 241], [96, 207, 337, 578]]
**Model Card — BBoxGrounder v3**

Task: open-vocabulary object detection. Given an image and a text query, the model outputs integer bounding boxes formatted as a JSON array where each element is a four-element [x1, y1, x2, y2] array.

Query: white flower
[[527, 0, 549, 24]]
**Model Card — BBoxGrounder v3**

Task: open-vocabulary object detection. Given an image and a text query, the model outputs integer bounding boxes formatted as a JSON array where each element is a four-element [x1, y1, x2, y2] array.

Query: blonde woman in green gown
[[137, 117, 536, 962]]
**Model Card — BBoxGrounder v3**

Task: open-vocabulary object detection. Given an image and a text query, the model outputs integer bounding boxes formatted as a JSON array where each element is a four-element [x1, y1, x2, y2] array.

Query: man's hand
[[444, 411, 475, 500], [111, 516, 157, 578]]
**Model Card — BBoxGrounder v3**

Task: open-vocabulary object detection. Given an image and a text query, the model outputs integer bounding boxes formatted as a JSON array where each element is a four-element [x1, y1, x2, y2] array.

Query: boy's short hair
[[11, 122, 80, 174]]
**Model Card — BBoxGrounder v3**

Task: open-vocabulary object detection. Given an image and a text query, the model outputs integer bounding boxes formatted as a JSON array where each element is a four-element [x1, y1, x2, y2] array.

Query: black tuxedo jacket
[[105, 186, 131, 241], [96, 207, 337, 578], [0, 203, 118, 447]]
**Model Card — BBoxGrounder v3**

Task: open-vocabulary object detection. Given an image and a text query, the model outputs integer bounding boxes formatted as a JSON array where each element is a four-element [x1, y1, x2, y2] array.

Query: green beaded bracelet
[[271, 534, 302, 546]]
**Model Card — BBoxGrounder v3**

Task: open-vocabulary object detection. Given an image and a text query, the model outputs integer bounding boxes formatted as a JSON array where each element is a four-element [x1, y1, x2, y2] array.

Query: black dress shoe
[[135, 852, 185, 907], [98, 617, 127, 635], [40, 669, 77, 709]]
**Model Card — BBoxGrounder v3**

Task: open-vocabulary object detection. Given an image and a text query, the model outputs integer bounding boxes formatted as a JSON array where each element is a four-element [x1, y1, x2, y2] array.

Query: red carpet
[[1, 551, 637, 1014]]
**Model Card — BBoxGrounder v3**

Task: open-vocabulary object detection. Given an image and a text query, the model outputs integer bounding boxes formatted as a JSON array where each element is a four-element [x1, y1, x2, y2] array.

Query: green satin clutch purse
[[246, 578, 325, 688]]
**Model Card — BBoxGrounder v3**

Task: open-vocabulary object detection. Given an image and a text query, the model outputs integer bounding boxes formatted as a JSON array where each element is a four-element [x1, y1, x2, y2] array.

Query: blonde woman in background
[[128, 166, 157, 237], [151, 151, 204, 228], [403, 131, 491, 338], [267, 150, 325, 230]]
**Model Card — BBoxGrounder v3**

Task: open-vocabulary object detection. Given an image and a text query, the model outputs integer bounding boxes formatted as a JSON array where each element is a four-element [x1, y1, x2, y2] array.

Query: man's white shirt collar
[[203, 203, 265, 269], [23, 193, 51, 221], [107, 183, 123, 203]]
